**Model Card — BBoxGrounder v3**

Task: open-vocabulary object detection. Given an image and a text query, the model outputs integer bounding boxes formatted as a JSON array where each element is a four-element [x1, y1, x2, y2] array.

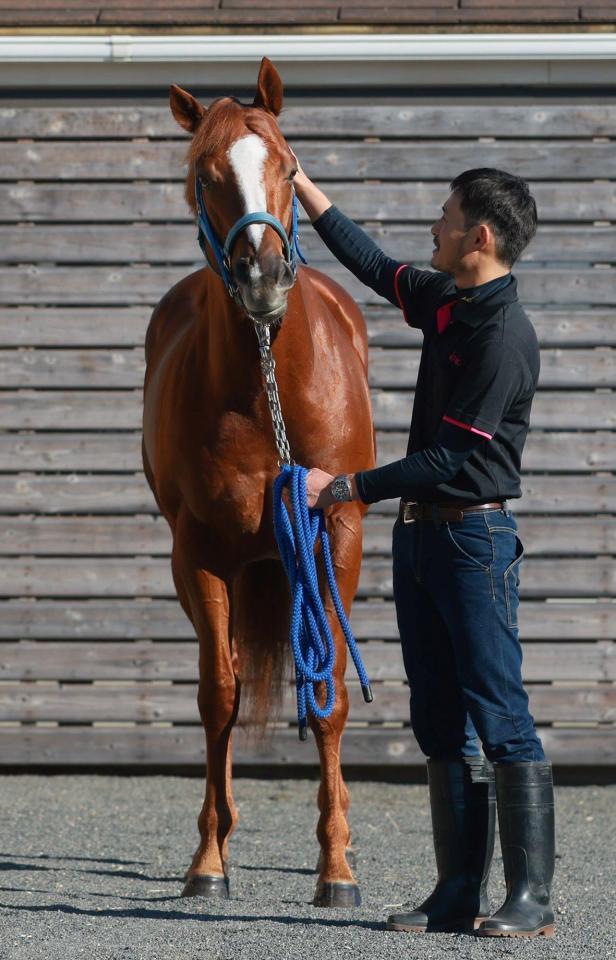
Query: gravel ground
[[0, 775, 613, 960]]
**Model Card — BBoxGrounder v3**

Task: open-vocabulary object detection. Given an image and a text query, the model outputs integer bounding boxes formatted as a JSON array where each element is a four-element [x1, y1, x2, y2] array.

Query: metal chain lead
[[252, 320, 293, 466]]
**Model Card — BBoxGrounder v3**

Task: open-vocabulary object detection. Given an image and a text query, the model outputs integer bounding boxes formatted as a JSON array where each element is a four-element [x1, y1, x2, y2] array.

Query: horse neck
[[197, 270, 315, 402]]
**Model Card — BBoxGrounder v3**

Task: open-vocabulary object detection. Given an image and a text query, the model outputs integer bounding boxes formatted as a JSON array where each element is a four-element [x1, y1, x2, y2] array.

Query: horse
[[142, 57, 375, 907]]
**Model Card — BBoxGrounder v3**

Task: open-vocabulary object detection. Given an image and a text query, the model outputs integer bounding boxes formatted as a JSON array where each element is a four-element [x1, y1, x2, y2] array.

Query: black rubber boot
[[386, 756, 495, 933], [476, 761, 555, 938]]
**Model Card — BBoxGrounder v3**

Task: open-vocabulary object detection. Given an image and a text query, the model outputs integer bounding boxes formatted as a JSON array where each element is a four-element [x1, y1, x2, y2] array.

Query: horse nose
[[234, 254, 294, 293]]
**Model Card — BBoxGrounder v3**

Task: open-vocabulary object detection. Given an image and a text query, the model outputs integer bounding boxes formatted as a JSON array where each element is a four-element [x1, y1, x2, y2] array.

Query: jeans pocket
[[503, 533, 524, 628], [444, 519, 493, 572]]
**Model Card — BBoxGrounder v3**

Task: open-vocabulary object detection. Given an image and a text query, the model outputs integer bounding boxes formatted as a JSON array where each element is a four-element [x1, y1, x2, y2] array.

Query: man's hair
[[449, 168, 538, 267]]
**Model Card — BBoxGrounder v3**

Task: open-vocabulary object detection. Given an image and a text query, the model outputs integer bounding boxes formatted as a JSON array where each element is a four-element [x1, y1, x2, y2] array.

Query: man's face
[[431, 191, 475, 274]]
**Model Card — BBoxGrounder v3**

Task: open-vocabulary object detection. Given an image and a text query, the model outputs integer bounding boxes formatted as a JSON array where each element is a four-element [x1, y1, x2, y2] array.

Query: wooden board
[[3, 140, 615, 181], [4, 104, 616, 139], [0, 555, 614, 598], [1, 347, 615, 389], [2, 265, 614, 306], [1, 473, 614, 516], [0, 680, 612, 724], [3, 182, 613, 223], [2, 639, 613, 681], [0, 514, 615, 557], [3, 223, 613, 265], [1, 599, 614, 641], [1, 307, 615, 348], [0, 431, 612, 472], [3, 388, 616, 431], [0, 725, 611, 766]]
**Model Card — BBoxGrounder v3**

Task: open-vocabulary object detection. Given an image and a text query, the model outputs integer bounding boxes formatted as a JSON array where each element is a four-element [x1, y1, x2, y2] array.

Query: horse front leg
[[174, 530, 240, 899], [311, 505, 364, 907]]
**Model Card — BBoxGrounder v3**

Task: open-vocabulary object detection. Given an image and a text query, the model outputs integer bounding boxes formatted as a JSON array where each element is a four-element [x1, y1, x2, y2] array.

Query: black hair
[[449, 168, 538, 266]]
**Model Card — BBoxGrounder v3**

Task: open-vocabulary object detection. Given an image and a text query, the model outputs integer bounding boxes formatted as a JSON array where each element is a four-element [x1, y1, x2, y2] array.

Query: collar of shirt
[[453, 273, 517, 328]]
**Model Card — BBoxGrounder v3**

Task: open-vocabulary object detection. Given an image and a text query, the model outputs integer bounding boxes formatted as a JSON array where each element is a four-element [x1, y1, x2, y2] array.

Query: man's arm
[[293, 163, 401, 305], [307, 421, 484, 509], [292, 157, 455, 326]]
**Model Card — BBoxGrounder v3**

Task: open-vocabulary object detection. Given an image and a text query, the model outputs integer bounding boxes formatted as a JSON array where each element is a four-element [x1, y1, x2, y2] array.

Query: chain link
[[252, 320, 293, 467]]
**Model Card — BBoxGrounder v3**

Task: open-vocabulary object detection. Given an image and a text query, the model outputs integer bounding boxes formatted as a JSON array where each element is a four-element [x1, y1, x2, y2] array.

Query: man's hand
[[306, 468, 335, 510], [306, 469, 359, 510], [287, 144, 332, 223]]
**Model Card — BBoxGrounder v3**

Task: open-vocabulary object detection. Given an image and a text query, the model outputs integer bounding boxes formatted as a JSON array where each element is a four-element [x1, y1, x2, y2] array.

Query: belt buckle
[[402, 502, 416, 524]]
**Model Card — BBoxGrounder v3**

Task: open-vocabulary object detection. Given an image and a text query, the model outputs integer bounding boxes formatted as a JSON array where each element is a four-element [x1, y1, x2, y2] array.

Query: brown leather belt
[[399, 499, 506, 524]]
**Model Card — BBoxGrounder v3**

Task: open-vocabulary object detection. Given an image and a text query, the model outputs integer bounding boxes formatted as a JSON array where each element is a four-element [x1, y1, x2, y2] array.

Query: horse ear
[[169, 84, 207, 133], [253, 57, 283, 116]]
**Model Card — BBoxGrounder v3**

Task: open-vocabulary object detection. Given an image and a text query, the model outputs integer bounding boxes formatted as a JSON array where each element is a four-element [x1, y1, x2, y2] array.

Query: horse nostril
[[234, 257, 252, 285], [275, 258, 295, 289]]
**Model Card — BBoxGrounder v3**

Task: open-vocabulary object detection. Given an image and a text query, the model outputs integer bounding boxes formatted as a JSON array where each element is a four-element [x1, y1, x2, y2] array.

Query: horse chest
[[186, 414, 274, 537]]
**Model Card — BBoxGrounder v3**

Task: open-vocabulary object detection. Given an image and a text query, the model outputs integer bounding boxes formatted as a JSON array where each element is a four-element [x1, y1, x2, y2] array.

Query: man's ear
[[253, 57, 284, 116], [475, 223, 492, 252], [169, 84, 207, 133]]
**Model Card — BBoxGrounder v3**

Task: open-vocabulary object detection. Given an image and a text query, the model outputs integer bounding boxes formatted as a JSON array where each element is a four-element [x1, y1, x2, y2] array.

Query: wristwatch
[[330, 474, 353, 502]]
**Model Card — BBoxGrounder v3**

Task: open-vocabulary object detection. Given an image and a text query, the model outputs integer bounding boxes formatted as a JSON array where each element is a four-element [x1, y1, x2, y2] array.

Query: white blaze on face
[[228, 134, 269, 268]]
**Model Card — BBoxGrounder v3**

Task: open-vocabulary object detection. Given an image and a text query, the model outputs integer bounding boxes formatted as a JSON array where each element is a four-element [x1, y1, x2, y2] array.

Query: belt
[[398, 499, 506, 524]]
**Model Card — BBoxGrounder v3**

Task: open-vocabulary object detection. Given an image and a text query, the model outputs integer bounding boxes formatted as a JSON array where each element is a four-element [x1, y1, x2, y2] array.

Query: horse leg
[[174, 542, 239, 899], [311, 506, 364, 907]]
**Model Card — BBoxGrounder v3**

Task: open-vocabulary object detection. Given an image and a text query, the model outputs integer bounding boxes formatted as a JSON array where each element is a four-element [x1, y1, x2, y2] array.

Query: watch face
[[332, 476, 351, 501]]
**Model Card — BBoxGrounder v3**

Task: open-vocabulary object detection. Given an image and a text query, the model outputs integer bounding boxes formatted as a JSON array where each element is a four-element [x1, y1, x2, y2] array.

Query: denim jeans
[[392, 504, 545, 763]]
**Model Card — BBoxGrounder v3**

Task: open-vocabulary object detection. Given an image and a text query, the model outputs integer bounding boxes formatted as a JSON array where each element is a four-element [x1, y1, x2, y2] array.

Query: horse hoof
[[313, 881, 361, 908], [181, 874, 230, 899]]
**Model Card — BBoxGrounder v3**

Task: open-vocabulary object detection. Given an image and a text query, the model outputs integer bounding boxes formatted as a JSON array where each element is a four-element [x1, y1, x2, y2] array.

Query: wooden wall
[[0, 101, 615, 768]]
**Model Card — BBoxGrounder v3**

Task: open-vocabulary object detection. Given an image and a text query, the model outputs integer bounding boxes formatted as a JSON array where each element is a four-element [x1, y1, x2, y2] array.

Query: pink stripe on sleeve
[[442, 414, 493, 440], [393, 263, 412, 327]]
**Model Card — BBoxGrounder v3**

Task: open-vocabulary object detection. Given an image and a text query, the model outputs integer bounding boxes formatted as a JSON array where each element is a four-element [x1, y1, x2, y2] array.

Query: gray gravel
[[0, 775, 613, 960]]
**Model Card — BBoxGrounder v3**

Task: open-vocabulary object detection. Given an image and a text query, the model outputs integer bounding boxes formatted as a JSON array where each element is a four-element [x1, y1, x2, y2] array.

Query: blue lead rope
[[273, 464, 373, 741]]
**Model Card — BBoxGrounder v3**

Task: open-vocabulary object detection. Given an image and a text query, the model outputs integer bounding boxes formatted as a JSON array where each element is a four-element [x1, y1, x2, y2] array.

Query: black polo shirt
[[391, 266, 540, 503], [312, 204, 541, 505]]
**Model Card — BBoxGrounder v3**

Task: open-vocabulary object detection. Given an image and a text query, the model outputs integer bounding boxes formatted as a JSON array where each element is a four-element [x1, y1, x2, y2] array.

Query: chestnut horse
[[142, 58, 375, 906]]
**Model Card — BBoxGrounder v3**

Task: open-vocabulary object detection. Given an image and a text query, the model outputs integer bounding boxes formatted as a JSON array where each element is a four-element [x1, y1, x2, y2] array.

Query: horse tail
[[233, 559, 291, 734]]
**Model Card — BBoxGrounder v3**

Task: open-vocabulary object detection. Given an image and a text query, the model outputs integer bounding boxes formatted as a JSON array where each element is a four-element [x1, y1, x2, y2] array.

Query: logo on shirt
[[448, 352, 463, 367]]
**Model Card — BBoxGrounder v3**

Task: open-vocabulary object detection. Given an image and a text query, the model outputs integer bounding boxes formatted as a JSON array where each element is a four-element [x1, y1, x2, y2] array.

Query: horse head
[[170, 58, 299, 324]]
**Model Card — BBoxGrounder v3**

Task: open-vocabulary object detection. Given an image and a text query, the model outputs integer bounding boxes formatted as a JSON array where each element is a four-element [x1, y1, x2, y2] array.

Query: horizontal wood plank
[[0, 556, 615, 598], [2, 265, 614, 306], [3, 140, 615, 181], [3, 223, 614, 265], [1, 473, 614, 516], [1, 599, 613, 641], [3, 182, 613, 223], [1, 514, 615, 557], [1, 431, 610, 472], [3, 104, 615, 140], [0, 681, 612, 724], [0, 429, 610, 474], [2, 307, 615, 348], [2, 639, 613, 681], [0, 725, 611, 766], [1, 347, 615, 388], [3, 388, 616, 431]]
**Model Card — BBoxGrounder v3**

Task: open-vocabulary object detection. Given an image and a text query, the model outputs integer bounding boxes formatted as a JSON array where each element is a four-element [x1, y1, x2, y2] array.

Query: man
[[291, 161, 555, 938]]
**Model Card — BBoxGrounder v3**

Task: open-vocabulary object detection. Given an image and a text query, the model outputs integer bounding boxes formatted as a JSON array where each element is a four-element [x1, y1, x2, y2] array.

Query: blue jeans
[[392, 504, 545, 763]]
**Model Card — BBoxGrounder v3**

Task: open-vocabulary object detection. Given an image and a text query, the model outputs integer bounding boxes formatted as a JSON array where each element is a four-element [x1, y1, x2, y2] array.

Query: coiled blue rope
[[273, 464, 373, 740]]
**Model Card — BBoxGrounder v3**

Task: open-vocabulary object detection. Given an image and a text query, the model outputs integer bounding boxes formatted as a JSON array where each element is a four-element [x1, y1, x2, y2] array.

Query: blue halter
[[194, 172, 308, 302]]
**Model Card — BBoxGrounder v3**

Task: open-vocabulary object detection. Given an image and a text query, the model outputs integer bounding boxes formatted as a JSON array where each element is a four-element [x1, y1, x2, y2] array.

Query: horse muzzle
[[232, 254, 295, 322]]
